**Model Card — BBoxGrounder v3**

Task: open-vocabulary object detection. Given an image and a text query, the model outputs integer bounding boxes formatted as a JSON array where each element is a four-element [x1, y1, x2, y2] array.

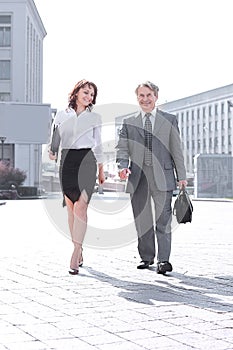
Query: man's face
[[137, 86, 158, 113]]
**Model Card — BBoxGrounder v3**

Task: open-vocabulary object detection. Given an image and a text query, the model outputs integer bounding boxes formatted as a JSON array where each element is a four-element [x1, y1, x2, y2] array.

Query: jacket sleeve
[[169, 116, 186, 181], [115, 119, 130, 169]]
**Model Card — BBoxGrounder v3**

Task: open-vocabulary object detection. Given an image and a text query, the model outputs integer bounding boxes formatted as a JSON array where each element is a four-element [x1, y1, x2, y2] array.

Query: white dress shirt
[[49, 108, 104, 163], [141, 108, 157, 130]]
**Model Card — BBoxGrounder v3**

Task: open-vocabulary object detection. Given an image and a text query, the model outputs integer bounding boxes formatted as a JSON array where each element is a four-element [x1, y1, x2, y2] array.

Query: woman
[[49, 79, 105, 275]]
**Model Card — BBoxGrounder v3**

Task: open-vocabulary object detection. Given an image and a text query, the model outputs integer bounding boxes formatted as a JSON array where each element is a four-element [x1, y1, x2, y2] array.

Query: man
[[116, 81, 187, 274]]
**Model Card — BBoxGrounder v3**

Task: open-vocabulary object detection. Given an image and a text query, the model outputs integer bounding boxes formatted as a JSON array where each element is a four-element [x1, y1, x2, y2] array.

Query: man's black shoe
[[157, 261, 173, 274], [137, 260, 154, 269]]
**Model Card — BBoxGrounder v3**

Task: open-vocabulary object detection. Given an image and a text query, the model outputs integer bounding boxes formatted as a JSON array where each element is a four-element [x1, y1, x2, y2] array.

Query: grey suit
[[116, 109, 186, 263]]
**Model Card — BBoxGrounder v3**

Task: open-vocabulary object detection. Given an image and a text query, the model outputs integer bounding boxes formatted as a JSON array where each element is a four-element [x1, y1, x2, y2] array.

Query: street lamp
[[0, 136, 6, 161]]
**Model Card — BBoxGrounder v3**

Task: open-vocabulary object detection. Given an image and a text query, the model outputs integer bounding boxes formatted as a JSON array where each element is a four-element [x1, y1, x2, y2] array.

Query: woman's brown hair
[[68, 79, 98, 111]]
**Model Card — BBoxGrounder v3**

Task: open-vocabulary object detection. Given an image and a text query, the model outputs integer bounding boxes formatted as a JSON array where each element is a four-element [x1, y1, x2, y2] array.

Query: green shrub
[[0, 161, 27, 188]]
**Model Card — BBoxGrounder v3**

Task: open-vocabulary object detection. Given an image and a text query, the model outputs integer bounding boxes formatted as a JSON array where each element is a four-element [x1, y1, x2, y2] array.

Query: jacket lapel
[[134, 112, 145, 138], [153, 109, 165, 135]]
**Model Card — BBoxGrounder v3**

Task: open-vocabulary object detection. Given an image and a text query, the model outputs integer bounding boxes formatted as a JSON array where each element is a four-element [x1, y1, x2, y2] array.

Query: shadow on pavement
[[85, 266, 233, 312]]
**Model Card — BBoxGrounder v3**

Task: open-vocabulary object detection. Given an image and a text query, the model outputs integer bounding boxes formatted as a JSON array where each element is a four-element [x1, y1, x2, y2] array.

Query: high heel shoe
[[69, 244, 82, 275], [69, 268, 79, 275], [79, 248, 83, 267]]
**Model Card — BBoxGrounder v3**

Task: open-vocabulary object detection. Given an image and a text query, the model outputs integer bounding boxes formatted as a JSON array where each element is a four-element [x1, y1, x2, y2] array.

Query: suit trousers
[[130, 165, 173, 262]]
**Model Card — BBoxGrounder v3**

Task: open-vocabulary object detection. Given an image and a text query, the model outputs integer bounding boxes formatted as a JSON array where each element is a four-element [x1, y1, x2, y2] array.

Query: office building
[[0, 0, 51, 187]]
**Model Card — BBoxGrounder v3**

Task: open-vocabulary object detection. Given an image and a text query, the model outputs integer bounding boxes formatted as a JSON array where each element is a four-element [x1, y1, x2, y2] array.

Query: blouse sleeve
[[93, 114, 104, 163]]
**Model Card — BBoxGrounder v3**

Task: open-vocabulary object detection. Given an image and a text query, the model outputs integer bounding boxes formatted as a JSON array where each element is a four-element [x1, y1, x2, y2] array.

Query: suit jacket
[[116, 109, 186, 193]]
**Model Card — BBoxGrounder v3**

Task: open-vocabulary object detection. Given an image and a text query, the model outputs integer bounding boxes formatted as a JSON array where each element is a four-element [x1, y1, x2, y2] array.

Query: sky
[[34, 0, 233, 111]]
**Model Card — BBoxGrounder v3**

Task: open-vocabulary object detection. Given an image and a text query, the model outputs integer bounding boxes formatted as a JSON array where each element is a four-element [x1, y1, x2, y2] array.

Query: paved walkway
[[0, 197, 233, 350]]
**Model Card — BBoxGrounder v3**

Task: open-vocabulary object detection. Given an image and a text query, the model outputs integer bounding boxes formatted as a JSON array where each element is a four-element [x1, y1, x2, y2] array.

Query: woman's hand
[[98, 164, 105, 185], [48, 150, 57, 161]]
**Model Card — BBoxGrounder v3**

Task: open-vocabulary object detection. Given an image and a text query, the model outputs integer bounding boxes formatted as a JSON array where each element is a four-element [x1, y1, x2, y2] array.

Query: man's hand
[[119, 168, 131, 180], [178, 180, 188, 189]]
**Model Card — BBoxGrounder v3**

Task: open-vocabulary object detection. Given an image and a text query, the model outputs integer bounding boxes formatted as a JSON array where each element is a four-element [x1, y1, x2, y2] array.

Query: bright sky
[[34, 0, 233, 111]]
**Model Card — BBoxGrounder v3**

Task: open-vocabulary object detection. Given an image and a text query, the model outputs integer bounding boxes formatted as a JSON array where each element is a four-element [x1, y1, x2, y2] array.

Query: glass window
[[208, 105, 212, 116], [221, 103, 224, 114], [0, 16, 11, 24], [215, 104, 218, 116], [203, 107, 206, 117], [0, 27, 11, 46], [0, 60, 10, 79], [0, 93, 10, 101], [221, 120, 224, 130]]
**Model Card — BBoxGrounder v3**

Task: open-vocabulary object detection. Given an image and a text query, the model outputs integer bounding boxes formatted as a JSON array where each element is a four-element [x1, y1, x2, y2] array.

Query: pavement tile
[[168, 332, 232, 349], [0, 332, 35, 344], [132, 335, 195, 350], [96, 342, 148, 350], [44, 338, 97, 350], [140, 320, 192, 336], [17, 324, 72, 341], [4, 340, 49, 350], [80, 333, 126, 346], [117, 329, 159, 341], [204, 328, 233, 342], [0, 199, 233, 350]]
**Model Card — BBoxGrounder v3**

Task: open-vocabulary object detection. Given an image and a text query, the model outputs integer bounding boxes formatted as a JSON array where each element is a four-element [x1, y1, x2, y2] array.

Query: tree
[[0, 161, 26, 189]]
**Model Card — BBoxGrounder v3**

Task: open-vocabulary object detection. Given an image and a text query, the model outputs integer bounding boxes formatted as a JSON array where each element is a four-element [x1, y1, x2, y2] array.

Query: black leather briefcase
[[173, 189, 193, 224]]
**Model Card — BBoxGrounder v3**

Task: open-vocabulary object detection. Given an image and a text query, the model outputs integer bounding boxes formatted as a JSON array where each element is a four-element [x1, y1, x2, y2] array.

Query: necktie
[[144, 113, 152, 165]]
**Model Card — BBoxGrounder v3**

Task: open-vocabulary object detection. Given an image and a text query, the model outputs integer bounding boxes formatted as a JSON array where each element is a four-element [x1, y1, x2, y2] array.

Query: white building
[[161, 84, 233, 176], [0, 0, 51, 187]]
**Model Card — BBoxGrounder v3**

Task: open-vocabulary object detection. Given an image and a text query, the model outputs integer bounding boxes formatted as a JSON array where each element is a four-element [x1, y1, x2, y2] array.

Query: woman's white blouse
[[49, 108, 104, 163]]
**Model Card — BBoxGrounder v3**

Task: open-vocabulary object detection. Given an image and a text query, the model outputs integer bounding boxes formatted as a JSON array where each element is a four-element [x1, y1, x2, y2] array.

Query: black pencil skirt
[[59, 149, 97, 204]]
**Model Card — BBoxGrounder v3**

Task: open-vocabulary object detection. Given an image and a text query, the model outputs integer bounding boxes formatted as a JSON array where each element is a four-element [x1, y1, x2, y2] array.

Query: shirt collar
[[141, 107, 157, 119]]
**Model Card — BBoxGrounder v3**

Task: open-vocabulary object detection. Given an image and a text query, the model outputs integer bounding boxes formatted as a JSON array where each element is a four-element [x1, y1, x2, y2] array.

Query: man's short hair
[[135, 81, 159, 97]]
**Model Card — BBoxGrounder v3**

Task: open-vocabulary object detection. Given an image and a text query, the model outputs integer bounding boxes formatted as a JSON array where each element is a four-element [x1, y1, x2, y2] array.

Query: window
[[0, 15, 11, 24], [0, 27, 11, 46], [221, 120, 224, 130], [0, 60, 10, 79], [215, 104, 218, 116], [202, 107, 206, 118], [0, 93, 10, 101], [221, 103, 224, 114], [208, 105, 212, 117], [197, 108, 200, 119], [181, 112, 184, 123], [0, 15, 11, 47]]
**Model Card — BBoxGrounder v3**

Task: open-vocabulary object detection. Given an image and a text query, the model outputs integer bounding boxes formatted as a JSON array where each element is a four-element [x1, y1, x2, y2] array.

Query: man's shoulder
[[122, 111, 140, 123], [157, 108, 176, 121]]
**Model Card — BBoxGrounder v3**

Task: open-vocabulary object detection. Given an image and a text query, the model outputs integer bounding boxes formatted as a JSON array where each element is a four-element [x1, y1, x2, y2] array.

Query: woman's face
[[76, 85, 95, 109]]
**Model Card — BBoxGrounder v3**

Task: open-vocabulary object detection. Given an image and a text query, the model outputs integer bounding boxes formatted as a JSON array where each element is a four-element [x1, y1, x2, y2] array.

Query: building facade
[[114, 84, 233, 179], [161, 84, 233, 176], [0, 0, 51, 187]]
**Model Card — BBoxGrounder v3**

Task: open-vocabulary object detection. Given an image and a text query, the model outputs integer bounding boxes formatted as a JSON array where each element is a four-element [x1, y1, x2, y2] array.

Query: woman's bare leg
[[65, 192, 88, 272]]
